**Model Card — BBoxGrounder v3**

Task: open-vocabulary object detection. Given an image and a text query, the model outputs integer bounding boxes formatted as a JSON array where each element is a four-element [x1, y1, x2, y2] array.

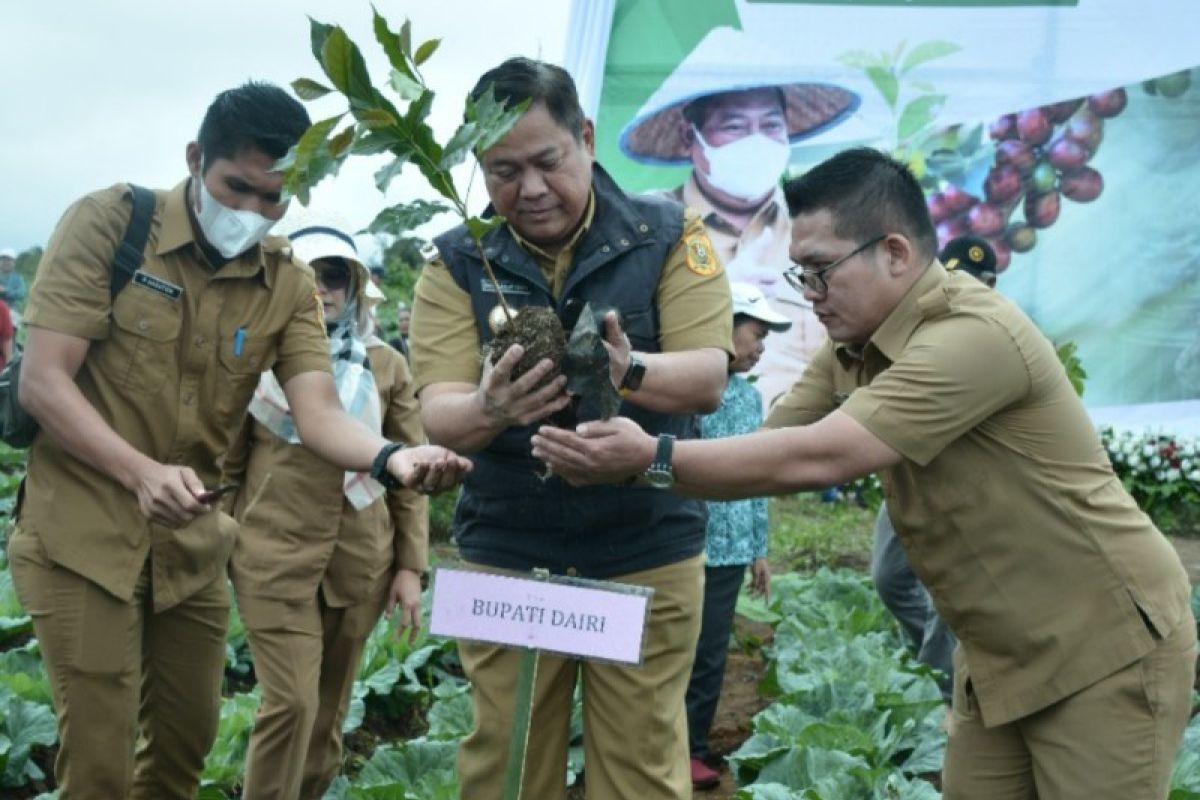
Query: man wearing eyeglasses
[[532, 147, 1196, 799]]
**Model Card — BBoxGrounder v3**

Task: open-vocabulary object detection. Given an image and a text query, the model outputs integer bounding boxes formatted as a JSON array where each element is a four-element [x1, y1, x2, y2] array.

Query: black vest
[[434, 166, 707, 578]]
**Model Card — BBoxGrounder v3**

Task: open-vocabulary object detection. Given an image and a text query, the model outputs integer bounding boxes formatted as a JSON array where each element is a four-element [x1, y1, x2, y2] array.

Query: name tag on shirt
[[481, 278, 530, 296], [132, 271, 183, 301]]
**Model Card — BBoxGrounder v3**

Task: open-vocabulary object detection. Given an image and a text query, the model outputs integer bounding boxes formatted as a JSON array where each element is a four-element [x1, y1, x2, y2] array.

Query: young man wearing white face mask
[[8, 81, 470, 800]]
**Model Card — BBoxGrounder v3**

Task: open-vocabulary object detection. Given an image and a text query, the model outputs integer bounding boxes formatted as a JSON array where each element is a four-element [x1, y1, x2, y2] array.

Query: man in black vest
[[408, 57, 733, 800]]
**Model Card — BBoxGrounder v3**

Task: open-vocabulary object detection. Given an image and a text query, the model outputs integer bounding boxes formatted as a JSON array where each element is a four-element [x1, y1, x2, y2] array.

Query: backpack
[[0, 184, 156, 448]]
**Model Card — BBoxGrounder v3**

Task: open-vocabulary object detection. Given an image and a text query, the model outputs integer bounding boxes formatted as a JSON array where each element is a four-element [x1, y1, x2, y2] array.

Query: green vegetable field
[[1, 447, 1197, 798]]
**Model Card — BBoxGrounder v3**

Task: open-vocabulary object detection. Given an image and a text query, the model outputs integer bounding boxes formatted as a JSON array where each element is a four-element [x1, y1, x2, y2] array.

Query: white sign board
[[429, 567, 654, 665]]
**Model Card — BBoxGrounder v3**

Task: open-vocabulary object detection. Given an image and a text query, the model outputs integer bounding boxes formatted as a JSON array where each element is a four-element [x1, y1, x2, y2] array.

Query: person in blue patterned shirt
[[687, 281, 792, 789]]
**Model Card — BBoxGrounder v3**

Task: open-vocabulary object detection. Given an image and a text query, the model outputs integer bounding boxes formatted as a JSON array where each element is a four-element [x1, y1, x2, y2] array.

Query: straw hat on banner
[[618, 26, 861, 166]]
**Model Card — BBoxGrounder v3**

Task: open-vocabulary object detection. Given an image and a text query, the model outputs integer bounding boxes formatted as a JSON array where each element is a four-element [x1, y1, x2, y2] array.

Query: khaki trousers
[[237, 573, 390, 800], [943, 616, 1197, 800], [457, 555, 704, 800], [7, 524, 228, 800]]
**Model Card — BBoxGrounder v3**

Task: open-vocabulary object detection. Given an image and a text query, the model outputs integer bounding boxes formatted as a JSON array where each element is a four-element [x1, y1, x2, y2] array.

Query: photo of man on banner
[[618, 27, 860, 406]]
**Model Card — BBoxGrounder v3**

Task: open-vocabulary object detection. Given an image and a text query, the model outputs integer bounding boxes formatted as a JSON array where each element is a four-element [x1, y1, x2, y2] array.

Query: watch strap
[[370, 441, 406, 490], [619, 355, 646, 397], [651, 433, 675, 471]]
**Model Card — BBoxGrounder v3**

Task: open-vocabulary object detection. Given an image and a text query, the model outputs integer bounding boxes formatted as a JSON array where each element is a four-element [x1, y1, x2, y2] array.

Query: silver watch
[[639, 433, 675, 489]]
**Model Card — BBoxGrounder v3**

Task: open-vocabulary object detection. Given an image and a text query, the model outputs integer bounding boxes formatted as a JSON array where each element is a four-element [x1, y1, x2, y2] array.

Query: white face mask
[[693, 126, 791, 202], [192, 173, 276, 259]]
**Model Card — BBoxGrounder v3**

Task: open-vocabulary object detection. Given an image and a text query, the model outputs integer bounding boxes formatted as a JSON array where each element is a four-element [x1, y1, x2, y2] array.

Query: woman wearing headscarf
[[223, 211, 429, 800]]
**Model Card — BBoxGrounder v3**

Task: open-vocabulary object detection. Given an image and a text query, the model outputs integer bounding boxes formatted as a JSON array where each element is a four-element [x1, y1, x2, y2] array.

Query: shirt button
[[638, 223, 649, 233], [137, 319, 149, 331], [566, 567, 578, 577], [182, 393, 194, 405], [193, 334, 206, 347], [601, 245, 611, 253]]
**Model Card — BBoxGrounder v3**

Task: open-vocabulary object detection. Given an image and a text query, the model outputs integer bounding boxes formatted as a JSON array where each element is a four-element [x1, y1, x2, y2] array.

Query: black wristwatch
[[639, 433, 675, 489], [370, 442, 406, 490], [619, 354, 646, 397]]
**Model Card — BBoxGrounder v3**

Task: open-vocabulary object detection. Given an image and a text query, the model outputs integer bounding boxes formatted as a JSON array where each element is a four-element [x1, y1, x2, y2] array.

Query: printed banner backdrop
[[573, 0, 1200, 432]]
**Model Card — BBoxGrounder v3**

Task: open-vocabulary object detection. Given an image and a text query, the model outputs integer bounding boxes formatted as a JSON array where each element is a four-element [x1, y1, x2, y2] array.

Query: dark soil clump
[[488, 307, 566, 383]]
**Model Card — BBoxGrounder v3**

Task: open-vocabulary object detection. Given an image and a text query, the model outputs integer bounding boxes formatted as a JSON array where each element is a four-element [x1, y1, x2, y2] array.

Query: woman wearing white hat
[[222, 211, 429, 800], [686, 281, 791, 789]]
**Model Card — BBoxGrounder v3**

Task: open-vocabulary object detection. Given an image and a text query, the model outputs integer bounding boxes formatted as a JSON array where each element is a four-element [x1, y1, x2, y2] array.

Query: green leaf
[[414, 38, 441, 66], [837, 49, 881, 70], [897, 94, 946, 143], [372, 5, 409, 77], [399, 19, 412, 59], [321, 27, 374, 110], [357, 108, 398, 130], [865, 66, 899, 110], [956, 123, 984, 157], [389, 69, 425, 102], [353, 128, 405, 156], [466, 87, 531, 156], [280, 115, 344, 205], [291, 78, 333, 101], [426, 688, 474, 740], [367, 199, 451, 235], [465, 216, 503, 242], [899, 40, 961, 74], [328, 127, 355, 158], [439, 121, 482, 170], [373, 155, 410, 194], [200, 691, 260, 788], [308, 17, 335, 67], [2, 696, 57, 787], [356, 740, 458, 792]]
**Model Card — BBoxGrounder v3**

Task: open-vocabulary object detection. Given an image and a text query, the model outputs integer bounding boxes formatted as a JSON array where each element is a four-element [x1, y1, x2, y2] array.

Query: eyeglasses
[[784, 234, 886, 298], [315, 265, 352, 292]]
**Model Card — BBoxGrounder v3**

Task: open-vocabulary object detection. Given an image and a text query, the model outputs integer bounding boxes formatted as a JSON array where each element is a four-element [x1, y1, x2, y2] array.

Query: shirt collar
[[835, 259, 947, 366], [159, 178, 274, 288], [680, 175, 785, 237], [508, 188, 597, 263]]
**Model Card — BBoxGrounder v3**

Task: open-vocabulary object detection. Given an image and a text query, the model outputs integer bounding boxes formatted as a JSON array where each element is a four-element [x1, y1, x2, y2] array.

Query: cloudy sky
[[0, 0, 572, 257]]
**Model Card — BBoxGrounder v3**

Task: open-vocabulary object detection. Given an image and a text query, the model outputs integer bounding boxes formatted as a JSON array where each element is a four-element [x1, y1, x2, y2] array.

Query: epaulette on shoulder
[[419, 241, 440, 265], [916, 285, 953, 319]]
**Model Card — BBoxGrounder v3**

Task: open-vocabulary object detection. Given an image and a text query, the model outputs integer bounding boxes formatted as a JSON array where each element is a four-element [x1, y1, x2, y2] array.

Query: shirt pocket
[[101, 295, 182, 393], [214, 332, 278, 429], [622, 304, 657, 352]]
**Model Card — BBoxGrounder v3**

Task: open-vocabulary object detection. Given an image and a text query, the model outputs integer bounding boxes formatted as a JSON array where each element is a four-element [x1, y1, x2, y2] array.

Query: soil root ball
[[487, 306, 567, 384]]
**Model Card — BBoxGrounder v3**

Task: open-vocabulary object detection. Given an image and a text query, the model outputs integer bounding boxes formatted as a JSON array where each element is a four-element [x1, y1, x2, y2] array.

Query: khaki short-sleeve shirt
[[18, 181, 332, 610], [766, 263, 1192, 725], [409, 206, 733, 392], [225, 341, 428, 609]]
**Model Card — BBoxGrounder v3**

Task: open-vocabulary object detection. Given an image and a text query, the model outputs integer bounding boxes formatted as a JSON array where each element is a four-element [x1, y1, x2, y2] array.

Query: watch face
[[643, 466, 674, 489]]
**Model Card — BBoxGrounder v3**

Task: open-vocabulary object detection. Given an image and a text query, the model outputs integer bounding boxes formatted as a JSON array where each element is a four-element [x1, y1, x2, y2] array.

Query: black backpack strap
[[111, 184, 156, 298]]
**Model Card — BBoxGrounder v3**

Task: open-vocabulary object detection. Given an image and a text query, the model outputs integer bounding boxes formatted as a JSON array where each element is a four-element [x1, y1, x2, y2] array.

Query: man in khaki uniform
[[223, 213, 430, 800], [533, 147, 1196, 799], [618, 27, 860, 408], [410, 58, 732, 800], [7, 82, 470, 800]]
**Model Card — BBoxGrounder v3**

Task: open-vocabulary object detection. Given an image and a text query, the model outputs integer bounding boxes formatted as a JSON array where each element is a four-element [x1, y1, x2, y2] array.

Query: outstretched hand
[[388, 444, 472, 495], [530, 417, 656, 486]]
